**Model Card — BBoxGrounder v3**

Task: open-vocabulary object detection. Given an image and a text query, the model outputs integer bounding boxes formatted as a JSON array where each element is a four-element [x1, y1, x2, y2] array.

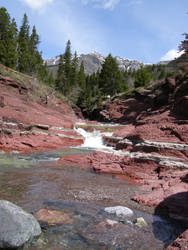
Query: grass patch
[[0, 63, 69, 105]]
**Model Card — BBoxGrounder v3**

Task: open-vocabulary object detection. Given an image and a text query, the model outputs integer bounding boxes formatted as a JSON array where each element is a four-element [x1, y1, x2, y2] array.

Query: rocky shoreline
[[0, 72, 187, 248]]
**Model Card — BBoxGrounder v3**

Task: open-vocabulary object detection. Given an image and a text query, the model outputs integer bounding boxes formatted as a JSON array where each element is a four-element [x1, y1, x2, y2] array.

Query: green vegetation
[[0, 7, 53, 85], [0, 8, 18, 69], [0, 6, 182, 119], [0, 63, 67, 106], [179, 32, 188, 53], [134, 66, 151, 88], [99, 54, 124, 95]]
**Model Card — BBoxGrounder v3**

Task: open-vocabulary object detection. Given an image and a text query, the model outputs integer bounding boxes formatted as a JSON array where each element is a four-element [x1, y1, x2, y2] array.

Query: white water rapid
[[74, 126, 188, 169], [75, 127, 113, 150]]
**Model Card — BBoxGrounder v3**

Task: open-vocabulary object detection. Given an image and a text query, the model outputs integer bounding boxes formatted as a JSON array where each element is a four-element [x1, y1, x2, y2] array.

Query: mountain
[[45, 51, 145, 76]]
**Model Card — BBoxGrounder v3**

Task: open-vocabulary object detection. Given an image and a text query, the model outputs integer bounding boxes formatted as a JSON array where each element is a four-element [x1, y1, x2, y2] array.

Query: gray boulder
[[0, 200, 41, 249]]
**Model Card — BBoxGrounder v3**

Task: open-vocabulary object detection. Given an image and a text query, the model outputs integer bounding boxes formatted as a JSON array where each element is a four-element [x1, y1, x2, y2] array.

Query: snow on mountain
[[45, 52, 145, 75]]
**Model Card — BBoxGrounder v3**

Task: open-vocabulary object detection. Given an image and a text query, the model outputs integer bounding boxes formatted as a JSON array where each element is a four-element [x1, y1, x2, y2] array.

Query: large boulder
[[0, 200, 41, 249]]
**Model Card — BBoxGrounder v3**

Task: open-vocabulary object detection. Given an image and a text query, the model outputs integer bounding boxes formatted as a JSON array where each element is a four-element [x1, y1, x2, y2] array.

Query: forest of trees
[[0, 7, 176, 118], [0, 7, 52, 84]]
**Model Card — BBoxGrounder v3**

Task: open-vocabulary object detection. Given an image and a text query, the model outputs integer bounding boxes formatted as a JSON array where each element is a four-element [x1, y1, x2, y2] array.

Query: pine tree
[[37, 62, 49, 82], [134, 66, 151, 88], [18, 13, 30, 73], [71, 51, 78, 86], [99, 54, 122, 96], [78, 61, 86, 89], [0, 8, 18, 68], [56, 54, 66, 91], [55, 40, 74, 94], [0, 7, 10, 65], [7, 18, 18, 69], [63, 40, 72, 94], [179, 33, 188, 54], [29, 25, 42, 73], [48, 72, 55, 86]]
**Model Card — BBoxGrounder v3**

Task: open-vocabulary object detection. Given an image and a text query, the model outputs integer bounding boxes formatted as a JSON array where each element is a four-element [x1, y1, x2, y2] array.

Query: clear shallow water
[[0, 127, 187, 249], [0, 148, 186, 249]]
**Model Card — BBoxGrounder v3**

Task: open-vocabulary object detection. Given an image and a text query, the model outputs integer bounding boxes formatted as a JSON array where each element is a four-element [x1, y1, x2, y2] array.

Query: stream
[[0, 125, 187, 249]]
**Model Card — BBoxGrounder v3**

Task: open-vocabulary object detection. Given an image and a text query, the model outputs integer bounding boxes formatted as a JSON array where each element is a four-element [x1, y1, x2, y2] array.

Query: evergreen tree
[[71, 51, 78, 86], [179, 32, 188, 54], [0, 8, 18, 68], [63, 40, 72, 94], [0, 7, 11, 66], [29, 25, 42, 73], [48, 72, 55, 86], [134, 66, 151, 88], [78, 61, 86, 89], [77, 71, 103, 117], [99, 54, 122, 96], [56, 40, 73, 94], [37, 62, 49, 82], [56, 54, 66, 91], [18, 13, 30, 73], [7, 18, 18, 69]]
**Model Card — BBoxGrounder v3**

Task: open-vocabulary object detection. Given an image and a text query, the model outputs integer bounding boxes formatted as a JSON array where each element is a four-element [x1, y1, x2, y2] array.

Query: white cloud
[[160, 49, 184, 61], [21, 0, 53, 11], [103, 0, 120, 10], [82, 0, 120, 10], [40, 1, 107, 57]]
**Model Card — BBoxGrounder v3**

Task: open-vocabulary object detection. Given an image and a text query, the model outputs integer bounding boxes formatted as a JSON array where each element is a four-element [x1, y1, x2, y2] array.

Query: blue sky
[[1, 0, 187, 63]]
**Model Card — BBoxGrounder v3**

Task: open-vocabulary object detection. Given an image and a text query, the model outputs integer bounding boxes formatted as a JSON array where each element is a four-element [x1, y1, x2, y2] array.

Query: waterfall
[[75, 127, 113, 150]]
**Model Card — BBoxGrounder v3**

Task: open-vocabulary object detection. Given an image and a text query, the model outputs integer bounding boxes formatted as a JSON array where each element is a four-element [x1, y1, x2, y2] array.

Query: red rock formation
[[166, 229, 188, 250], [0, 74, 83, 152], [89, 151, 188, 218], [58, 154, 91, 169]]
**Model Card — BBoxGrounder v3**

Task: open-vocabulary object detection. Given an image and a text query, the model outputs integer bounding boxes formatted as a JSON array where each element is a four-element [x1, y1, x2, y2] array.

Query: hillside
[[0, 64, 83, 152]]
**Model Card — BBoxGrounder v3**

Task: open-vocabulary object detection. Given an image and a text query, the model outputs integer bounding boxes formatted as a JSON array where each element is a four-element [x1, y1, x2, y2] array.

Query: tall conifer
[[56, 40, 74, 94], [7, 18, 18, 69], [99, 54, 122, 96], [78, 61, 86, 89], [0, 8, 18, 68], [29, 25, 42, 73], [56, 54, 66, 91], [71, 51, 78, 86], [18, 13, 30, 73]]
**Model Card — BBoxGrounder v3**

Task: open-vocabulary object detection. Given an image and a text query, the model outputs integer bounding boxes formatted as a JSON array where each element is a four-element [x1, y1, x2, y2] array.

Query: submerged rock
[[104, 206, 133, 217], [0, 200, 41, 249], [35, 209, 73, 225], [134, 217, 148, 228]]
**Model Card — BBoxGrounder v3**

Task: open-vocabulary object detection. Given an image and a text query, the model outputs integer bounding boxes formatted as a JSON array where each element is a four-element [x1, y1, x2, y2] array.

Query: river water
[[0, 127, 187, 249]]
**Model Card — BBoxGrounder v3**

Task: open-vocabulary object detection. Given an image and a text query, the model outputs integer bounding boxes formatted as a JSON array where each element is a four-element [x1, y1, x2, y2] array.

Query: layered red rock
[[58, 154, 91, 169], [88, 151, 188, 218], [0, 74, 84, 152]]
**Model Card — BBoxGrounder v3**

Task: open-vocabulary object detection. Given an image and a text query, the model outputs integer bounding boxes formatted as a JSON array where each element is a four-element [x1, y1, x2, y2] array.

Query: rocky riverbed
[[0, 148, 187, 249], [0, 71, 187, 249]]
